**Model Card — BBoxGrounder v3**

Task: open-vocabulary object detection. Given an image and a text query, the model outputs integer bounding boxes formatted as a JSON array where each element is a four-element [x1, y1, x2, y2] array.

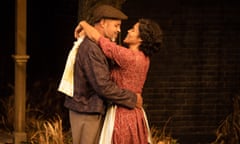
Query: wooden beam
[[13, 0, 29, 143]]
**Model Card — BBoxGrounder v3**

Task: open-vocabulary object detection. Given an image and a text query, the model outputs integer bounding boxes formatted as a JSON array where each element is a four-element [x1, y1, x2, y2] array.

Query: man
[[63, 4, 142, 144]]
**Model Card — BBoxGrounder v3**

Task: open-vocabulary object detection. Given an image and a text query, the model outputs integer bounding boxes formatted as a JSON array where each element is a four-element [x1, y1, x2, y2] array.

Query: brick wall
[[1, 0, 239, 143], [123, 0, 240, 143]]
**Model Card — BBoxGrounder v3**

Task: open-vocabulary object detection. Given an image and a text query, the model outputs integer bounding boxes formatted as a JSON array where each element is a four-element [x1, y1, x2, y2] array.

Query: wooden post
[[12, 0, 29, 143]]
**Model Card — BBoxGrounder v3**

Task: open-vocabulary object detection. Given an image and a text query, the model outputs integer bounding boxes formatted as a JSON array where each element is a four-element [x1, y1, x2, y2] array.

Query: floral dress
[[98, 37, 151, 144]]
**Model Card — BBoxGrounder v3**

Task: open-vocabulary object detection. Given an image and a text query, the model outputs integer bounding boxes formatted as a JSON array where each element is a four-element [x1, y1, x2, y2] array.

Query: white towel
[[99, 105, 117, 144], [58, 37, 84, 97]]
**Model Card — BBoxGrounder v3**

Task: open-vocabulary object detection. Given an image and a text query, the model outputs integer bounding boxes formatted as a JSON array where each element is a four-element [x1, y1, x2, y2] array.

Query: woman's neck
[[129, 44, 140, 51]]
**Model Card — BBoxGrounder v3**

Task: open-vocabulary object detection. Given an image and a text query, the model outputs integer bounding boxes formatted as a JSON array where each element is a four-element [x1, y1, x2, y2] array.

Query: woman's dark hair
[[138, 18, 163, 57]]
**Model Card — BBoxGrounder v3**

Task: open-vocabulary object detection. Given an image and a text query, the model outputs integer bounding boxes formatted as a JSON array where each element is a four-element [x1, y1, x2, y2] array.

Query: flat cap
[[92, 4, 128, 23]]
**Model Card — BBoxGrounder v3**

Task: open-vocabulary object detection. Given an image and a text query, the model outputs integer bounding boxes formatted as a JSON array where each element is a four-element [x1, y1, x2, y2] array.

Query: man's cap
[[91, 4, 128, 23]]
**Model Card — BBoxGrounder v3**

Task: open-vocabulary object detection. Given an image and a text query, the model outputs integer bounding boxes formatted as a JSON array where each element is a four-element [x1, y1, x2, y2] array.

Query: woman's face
[[123, 22, 142, 45]]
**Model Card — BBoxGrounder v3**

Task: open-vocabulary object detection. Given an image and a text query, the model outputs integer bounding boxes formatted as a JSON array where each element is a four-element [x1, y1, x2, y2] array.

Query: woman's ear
[[138, 37, 143, 43]]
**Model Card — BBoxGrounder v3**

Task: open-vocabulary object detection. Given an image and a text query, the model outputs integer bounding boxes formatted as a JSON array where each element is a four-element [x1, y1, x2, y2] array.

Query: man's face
[[101, 19, 122, 42]]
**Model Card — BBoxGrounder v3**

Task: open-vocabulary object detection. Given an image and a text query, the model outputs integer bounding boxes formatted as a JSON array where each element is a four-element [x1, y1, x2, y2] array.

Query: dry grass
[[0, 79, 72, 144], [211, 93, 240, 144], [151, 117, 179, 144], [26, 115, 71, 144], [0, 94, 14, 132]]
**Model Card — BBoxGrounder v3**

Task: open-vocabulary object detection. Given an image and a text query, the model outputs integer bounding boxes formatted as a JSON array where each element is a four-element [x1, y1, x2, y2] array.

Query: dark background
[[1, 0, 240, 143]]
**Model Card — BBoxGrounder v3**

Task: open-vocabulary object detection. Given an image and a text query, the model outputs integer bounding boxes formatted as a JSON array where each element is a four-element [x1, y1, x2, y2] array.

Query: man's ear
[[99, 19, 105, 28]]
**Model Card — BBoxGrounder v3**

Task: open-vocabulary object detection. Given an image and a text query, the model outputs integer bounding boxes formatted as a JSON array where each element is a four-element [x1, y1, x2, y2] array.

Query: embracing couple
[[58, 4, 163, 144]]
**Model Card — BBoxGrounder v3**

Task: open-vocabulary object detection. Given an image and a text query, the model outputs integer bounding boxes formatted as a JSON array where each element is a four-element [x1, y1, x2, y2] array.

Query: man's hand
[[135, 93, 143, 108]]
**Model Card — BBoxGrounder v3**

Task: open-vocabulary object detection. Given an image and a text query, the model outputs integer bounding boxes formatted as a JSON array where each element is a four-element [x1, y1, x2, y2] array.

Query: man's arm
[[81, 40, 142, 108]]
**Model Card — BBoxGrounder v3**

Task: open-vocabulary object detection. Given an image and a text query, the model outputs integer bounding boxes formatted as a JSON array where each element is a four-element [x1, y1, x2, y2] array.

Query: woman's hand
[[74, 23, 82, 39], [78, 30, 85, 38]]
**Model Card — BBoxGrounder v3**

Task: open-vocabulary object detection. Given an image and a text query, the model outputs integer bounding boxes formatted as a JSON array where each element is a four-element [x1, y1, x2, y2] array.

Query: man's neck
[[94, 24, 104, 36]]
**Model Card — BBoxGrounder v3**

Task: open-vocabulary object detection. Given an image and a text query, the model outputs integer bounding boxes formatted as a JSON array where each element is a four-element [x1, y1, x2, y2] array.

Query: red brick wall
[[1, 0, 239, 143], [122, 0, 240, 143]]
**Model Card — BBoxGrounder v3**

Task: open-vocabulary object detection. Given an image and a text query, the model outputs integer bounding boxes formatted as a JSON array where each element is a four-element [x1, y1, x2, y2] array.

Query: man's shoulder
[[78, 37, 103, 57], [81, 37, 98, 48]]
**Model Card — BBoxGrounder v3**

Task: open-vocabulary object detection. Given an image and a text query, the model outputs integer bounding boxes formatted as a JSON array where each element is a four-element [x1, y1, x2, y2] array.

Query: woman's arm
[[79, 21, 101, 43], [79, 21, 135, 68]]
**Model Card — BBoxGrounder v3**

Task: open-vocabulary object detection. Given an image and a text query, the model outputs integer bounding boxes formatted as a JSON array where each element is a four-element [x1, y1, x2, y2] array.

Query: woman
[[78, 18, 163, 144]]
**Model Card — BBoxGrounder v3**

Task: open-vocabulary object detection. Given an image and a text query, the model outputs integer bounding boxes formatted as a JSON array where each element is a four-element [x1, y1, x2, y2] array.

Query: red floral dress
[[99, 37, 150, 144]]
